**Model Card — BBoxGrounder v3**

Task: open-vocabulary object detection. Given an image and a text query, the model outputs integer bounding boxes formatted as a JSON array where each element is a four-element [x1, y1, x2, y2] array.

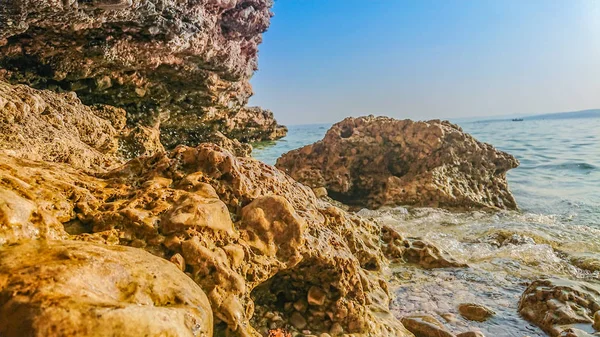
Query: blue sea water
[[253, 116, 600, 336]]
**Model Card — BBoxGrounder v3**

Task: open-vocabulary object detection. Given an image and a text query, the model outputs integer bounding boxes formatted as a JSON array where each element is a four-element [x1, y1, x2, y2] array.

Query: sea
[[253, 116, 600, 336]]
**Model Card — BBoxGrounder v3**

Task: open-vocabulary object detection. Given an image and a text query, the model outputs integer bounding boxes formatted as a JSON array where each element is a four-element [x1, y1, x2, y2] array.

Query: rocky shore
[[1, 2, 599, 337]]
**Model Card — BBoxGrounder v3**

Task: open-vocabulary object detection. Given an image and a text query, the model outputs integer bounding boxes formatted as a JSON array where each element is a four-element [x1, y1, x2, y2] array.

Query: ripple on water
[[390, 266, 546, 337], [361, 206, 600, 336]]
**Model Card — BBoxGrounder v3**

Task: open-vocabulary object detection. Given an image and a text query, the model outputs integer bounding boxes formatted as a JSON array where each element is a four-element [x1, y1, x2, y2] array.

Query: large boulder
[[0, 240, 213, 337], [276, 116, 519, 210], [0, 145, 417, 337], [0, 0, 285, 147]]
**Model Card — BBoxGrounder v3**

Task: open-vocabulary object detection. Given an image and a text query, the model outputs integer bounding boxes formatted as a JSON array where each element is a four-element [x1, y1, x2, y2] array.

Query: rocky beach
[[1, 1, 599, 337]]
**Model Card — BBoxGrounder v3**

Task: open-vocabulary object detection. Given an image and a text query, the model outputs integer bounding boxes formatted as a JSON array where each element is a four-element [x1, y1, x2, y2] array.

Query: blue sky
[[249, 0, 600, 125]]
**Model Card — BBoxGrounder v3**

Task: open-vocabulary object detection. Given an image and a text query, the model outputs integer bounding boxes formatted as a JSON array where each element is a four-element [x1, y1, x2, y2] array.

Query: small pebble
[[290, 311, 307, 330], [329, 322, 343, 335]]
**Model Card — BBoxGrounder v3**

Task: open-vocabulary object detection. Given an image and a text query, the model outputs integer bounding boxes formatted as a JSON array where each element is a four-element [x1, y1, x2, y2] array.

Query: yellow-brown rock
[[0, 81, 168, 171], [401, 315, 455, 337], [0, 144, 415, 337], [0, 1, 286, 147], [0, 80, 121, 170], [276, 116, 519, 210], [457, 303, 494, 322], [0, 240, 212, 337]]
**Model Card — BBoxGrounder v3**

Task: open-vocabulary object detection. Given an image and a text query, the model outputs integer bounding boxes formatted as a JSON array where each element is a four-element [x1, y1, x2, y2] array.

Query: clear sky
[[248, 0, 600, 125]]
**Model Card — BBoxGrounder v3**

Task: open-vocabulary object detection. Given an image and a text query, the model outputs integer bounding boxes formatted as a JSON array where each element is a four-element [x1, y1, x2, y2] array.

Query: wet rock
[[456, 332, 486, 337], [519, 278, 600, 336], [0, 240, 212, 337], [482, 231, 538, 248], [458, 303, 495, 322], [570, 253, 600, 274], [381, 225, 466, 269], [276, 116, 519, 210], [440, 313, 459, 323], [594, 311, 600, 331], [558, 328, 598, 337], [0, 0, 286, 147], [401, 315, 455, 337], [403, 238, 467, 269]]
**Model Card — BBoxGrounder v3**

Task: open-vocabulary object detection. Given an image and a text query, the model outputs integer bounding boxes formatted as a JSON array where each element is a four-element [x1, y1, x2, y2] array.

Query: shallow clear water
[[253, 116, 600, 336]]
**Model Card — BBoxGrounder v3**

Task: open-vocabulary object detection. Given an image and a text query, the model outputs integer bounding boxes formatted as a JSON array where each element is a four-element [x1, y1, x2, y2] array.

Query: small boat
[[511, 118, 524, 122]]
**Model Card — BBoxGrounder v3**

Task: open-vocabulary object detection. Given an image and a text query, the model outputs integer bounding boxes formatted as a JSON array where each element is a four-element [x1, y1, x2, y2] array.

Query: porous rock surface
[[0, 80, 167, 170], [519, 278, 600, 336], [0, 0, 286, 147], [0, 80, 121, 170], [0, 240, 213, 337], [0, 145, 420, 336], [276, 116, 519, 210]]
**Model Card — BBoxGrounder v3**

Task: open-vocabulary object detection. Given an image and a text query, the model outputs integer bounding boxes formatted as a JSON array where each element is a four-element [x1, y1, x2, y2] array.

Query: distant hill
[[526, 109, 600, 120], [463, 109, 600, 124]]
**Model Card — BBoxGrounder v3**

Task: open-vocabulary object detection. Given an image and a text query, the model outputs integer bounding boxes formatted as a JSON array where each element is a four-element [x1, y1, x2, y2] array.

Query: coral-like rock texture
[[519, 278, 600, 336], [0, 145, 414, 336], [0, 0, 286, 147], [276, 116, 519, 210], [0, 80, 167, 170], [0, 80, 121, 170], [0, 240, 213, 337]]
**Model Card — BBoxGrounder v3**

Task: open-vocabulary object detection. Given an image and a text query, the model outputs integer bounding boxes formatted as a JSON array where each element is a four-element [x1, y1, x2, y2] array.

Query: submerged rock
[[381, 225, 466, 269], [400, 315, 455, 337], [0, 144, 413, 336], [0, 0, 286, 147], [0, 240, 212, 337], [456, 332, 486, 337], [457, 303, 495, 322], [276, 116, 519, 210], [519, 278, 600, 336]]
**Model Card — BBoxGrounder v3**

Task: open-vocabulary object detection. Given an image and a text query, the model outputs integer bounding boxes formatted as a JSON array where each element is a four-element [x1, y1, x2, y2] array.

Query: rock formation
[[0, 80, 167, 170], [0, 80, 121, 170], [519, 278, 600, 336], [0, 2, 523, 337], [0, 145, 425, 336], [0, 240, 213, 337], [0, 0, 286, 148], [276, 116, 519, 210]]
